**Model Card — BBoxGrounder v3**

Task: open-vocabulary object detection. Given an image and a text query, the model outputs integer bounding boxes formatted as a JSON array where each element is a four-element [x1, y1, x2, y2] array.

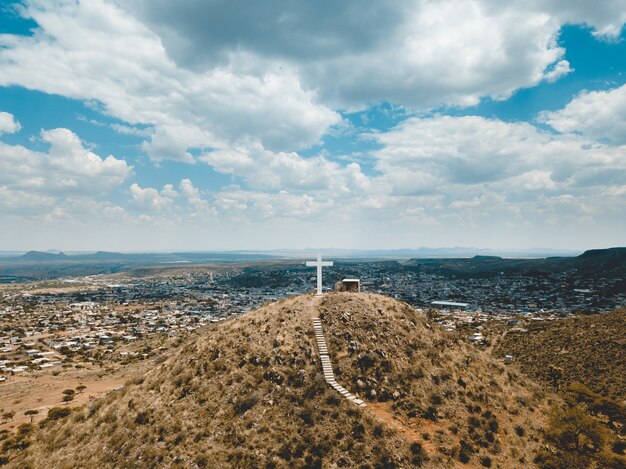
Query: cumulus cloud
[[129, 183, 175, 211], [129, 179, 213, 217], [0, 121, 133, 239], [122, 115, 626, 239], [370, 115, 626, 214], [0, 125, 131, 215], [1, 0, 620, 173], [1, 1, 625, 249], [121, 0, 624, 109], [0, 0, 339, 164], [201, 144, 369, 193], [527, 0, 626, 38], [540, 84, 626, 145], [0, 112, 21, 134]]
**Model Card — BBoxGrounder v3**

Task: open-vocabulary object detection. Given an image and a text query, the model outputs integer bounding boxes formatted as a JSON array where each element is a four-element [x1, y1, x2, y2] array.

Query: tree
[[2, 410, 15, 422], [62, 394, 74, 404], [535, 404, 607, 469], [62, 389, 75, 397], [76, 385, 87, 394], [24, 409, 39, 422]]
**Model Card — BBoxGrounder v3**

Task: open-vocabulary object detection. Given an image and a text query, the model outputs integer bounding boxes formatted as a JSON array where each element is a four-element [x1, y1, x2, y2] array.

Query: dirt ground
[[0, 362, 147, 431]]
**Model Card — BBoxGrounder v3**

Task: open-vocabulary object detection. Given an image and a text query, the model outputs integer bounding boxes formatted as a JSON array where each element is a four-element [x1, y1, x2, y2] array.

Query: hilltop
[[3, 294, 552, 467]]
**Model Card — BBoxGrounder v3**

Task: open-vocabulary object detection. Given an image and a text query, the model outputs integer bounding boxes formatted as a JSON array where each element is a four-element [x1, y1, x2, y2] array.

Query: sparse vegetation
[[494, 308, 626, 468], [1, 293, 619, 468]]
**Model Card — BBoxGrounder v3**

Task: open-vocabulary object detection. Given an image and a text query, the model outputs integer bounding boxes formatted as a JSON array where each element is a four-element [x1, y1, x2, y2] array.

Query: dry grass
[[493, 308, 626, 468], [320, 293, 548, 467], [493, 308, 625, 400], [2, 293, 556, 468]]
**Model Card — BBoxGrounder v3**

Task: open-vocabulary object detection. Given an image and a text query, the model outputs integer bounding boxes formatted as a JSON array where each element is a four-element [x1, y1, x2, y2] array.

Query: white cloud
[[0, 0, 339, 165], [129, 183, 174, 211], [527, 0, 626, 39], [544, 59, 572, 83], [129, 179, 213, 217], [0, 112, 21, 134], [370, 115, 626, 217], [540, 84, 626, 145], [1, 0, 621, 176], [214, 187, 332, 220], [200, 144, 370, 193], [116, 114, 626, 245], [1, 1, 625, 249], [0, 127, 131, 195], [122, 0, 625, 109]]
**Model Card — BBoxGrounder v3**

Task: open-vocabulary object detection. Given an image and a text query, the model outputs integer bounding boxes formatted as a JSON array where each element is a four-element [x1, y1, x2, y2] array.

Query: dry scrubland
[[493, 308, 626, 468], [0, 293, 622, 468], [320, 294, 548, 467], [494, 308, 626, 401]]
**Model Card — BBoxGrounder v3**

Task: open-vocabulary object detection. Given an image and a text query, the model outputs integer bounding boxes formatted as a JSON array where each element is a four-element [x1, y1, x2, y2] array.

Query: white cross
[[306, 254, 333, 295]]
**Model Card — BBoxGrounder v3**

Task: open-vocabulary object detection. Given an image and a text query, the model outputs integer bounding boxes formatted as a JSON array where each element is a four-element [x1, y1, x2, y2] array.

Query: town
[[2, 256, 623, 379]]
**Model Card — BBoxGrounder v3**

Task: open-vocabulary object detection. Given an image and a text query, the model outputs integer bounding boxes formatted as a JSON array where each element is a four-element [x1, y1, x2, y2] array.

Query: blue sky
[[0, 1, 625, 251]]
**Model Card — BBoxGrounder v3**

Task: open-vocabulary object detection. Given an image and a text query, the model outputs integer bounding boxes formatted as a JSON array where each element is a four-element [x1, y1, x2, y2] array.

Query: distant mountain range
[[0, 250, 277, 263], [402, 247, 626, 279], [0, 246, 589, 262], [0, 247, 622, 284]]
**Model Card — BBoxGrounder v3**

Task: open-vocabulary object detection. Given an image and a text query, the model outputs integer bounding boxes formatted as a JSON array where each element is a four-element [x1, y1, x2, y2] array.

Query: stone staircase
[[312, 317, 366, 407]]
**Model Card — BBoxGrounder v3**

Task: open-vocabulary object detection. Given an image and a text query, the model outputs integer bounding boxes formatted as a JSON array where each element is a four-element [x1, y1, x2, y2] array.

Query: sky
[[0, 0, 625, 252]]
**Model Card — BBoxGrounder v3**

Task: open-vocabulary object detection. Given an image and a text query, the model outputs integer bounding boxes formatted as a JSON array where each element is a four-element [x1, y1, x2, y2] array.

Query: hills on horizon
[[0, 246, 623, 285], [1, 245, 610, 263]]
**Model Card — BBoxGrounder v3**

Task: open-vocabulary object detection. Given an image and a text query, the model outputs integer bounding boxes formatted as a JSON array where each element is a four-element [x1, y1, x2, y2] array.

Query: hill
[[17, 251, 68, 261], [493, 308, 626, 401], [492, 309, 626, 467], [4, 294, 551, 467], [403, 247, 626, 279]]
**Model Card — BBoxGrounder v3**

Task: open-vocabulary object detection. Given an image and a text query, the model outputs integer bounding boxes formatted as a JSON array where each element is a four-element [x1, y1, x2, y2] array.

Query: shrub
[[135, 411, 151, 425], [46, 407, 72, 421], [535, 403, 609, 469], [430, 394, 442, 406], [234, 393, 260, 415], [611, 440, 626, 455], [468, 416, 481, 428], [410, 442, 426, 466], [422, 406, 438, 422]]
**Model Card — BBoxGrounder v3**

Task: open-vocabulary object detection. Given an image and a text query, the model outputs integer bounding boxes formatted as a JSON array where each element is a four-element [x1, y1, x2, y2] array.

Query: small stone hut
[[334, 278, 361, 292]]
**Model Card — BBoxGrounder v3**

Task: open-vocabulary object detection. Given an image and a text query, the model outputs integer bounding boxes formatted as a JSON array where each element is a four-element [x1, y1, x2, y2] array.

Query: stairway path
[[312, 316, 366, 407]]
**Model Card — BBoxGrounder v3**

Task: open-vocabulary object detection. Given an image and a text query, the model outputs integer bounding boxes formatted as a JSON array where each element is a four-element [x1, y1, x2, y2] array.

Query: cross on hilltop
[[306, 254, 333, 296]]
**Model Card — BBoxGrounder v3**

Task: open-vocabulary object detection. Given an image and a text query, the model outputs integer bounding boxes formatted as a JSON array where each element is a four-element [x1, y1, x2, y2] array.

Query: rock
[[357, 379, 365, 388], [392, 391, 400, 400], [370, 389, 377, 398]]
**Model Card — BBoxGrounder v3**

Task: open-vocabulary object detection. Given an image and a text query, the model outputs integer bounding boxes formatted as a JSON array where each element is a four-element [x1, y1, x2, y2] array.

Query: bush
[[535, 404, 609, 469], [611, 440, 626, 455], [234, 393, 260, 415], [135, 411, 151, 425], [410, 442, 426, 466], [46, 407, 72, 421]]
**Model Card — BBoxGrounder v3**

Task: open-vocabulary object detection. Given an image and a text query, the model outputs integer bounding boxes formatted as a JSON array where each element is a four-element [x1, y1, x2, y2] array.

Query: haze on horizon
[[1, 1, 626, 252]]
